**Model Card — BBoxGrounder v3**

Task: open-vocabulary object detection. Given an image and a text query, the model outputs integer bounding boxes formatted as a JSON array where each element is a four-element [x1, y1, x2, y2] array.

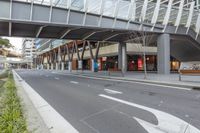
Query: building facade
[[22, 38, 36, 68], [36, 39, 180, 73]]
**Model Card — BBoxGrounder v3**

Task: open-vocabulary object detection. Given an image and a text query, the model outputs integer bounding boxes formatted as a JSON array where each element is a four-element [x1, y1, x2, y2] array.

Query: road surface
[[16, 69, 200, 133]]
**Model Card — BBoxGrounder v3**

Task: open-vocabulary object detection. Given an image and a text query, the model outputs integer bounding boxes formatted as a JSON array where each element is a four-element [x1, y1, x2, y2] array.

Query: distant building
[[22, 38, 36, 68], [22, 38, 36, 59]]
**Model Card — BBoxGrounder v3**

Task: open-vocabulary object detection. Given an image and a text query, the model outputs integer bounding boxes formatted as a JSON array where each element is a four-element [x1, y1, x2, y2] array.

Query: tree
[[0, 38, 13, 48]]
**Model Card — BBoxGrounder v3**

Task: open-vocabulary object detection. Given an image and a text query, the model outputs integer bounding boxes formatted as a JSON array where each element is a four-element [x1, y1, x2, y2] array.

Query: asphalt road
[[16, 69, 200, 133]]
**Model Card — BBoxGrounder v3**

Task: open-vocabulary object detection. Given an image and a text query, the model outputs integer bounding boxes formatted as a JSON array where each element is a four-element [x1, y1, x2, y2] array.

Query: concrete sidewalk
[[50, 70, 200, 89]]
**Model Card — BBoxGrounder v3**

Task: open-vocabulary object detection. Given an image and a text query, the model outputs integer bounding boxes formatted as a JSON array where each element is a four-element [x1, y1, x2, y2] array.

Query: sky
[[3, 37, 23, 53]]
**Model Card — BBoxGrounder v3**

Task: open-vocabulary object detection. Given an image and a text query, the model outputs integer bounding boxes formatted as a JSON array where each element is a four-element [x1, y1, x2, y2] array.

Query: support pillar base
[[61, 62, 64, 71], [68, 62, 72, 72], [51, 64, 54, 70]]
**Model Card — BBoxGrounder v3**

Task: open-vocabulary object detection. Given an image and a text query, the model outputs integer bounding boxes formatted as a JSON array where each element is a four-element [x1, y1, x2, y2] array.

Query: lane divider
[[104, 89, 122, 94], [70, 81, 79, 84]]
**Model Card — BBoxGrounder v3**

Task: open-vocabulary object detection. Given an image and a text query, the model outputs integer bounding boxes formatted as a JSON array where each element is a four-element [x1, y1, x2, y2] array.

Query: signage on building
[[102, 57, 107, 61], [138, 58, 143, 70]]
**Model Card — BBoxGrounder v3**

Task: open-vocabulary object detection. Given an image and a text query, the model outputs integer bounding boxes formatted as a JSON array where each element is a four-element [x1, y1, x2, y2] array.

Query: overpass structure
[[0, 0, 200, 74]]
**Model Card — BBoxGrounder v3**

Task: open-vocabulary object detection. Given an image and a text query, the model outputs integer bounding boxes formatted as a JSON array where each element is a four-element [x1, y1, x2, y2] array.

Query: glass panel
[[87, 0, 101, 14], [117, 0, 130, 19], [70, 0, 84, 11], [53, 0, 68, 8], [103, 0, 117, 17]]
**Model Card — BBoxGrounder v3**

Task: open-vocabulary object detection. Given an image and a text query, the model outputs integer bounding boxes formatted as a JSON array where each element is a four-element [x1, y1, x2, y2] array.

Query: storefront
[[127, 55, 179, 72], [127, 55, 157, 71], [79, 55, 180, 72], [98, 56, 118, 71]]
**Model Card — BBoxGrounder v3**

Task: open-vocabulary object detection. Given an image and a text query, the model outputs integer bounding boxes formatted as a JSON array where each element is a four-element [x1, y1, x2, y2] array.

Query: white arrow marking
[[134, 117, 163, 133], [99, 94, 200, 133], [104, 89, 122, 94]]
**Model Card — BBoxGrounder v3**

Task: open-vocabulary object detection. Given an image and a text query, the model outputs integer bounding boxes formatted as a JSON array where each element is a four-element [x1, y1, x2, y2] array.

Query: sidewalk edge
[[13, 70, 79, 133], [52, 70, 200, 90]]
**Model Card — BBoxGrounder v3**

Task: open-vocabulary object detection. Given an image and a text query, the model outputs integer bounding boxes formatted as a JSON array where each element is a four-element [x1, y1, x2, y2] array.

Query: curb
[[13, 70, 50, 133], [81, 74, 200, 90], [51, 70, 200, 90], [13, 70, 79, 133]]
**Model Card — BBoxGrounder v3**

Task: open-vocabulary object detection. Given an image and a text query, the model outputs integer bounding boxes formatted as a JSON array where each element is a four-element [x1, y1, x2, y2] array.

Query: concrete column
[[47, 63, 50, 70], [157, 34, 170, 74], [91, 59, 95, 72], [56, 63, 58, 70], [118, 43, 122, 69], [91, 59, 98, 72], [78, 60, 83, 70], [41, 64, 43, 69], [51, 63, 54, 70], [68, 61, 72, 72], [119, 42, 127, 73], [61, 62, 64, 71]]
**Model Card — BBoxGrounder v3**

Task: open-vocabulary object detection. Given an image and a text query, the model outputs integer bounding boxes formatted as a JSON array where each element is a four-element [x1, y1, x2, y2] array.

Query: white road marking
[[158, 101, 164, 107], [54, 77, 59, 80], [13, 70, 79, 133], [104, 89, 122, 94], [99, 94, 200, 133], [185, 114, 189, 118], [70, 81, 79, 84]]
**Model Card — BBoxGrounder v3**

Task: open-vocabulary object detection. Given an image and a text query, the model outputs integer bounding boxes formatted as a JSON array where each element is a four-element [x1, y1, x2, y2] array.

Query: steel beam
[[36, 26, 44, 38], [95, 41, 100, 60], [186, 2, 195, 34], [162, 0, 173, 32], [175, 0, 184, 33], [82, 31, 96, 40], [60, 29, 71, 39], [9, 22, 12, 37], [98, 0, 105, 27], [81, 41, 86, 60], [82, 0, 88, 26], [140, 0, 148, 22], [74, 41, 80, 60], [102, 33, 119, 41], [195, 13, 200, 40], [112, 0, 120, 28], [151, 0, 161, 30], [30, 0, 34, 20], [66, 0, 72, 24], [88, 41, 94, 59], [49, 0, 53, 22], [126, 0, 136, 29]]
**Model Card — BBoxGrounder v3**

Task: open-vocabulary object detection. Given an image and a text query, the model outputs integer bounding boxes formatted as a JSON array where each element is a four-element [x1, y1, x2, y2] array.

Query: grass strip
[[0, 71, 28, 133]]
